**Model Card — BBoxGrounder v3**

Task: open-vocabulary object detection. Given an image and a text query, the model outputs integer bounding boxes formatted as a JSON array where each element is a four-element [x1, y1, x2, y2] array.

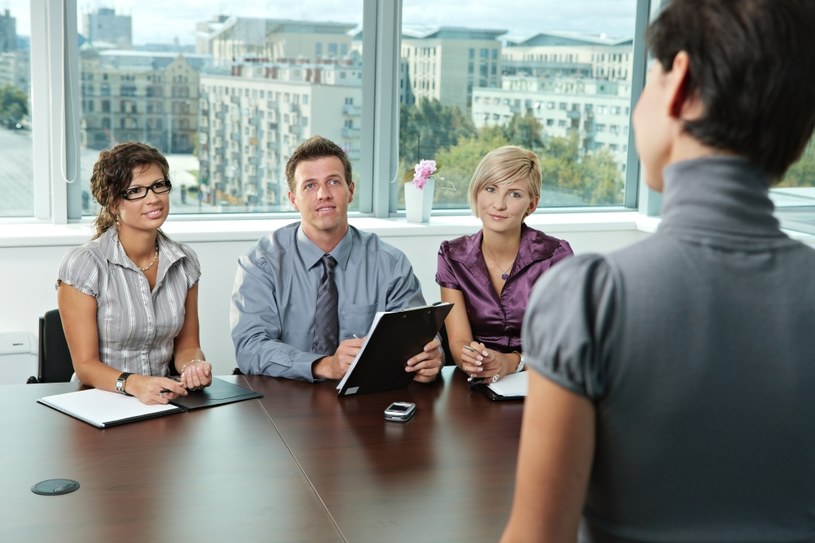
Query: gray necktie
[[313, 254, 339, 354]]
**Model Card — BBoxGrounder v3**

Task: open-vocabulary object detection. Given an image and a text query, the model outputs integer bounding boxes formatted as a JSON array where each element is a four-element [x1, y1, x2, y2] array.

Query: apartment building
[[400, 26, 505, 112], [196, 16, 357, 67], [198, 61, 362, 210], [82, 7, 133, 49], [79, 48, 201, 153], [473, 76, 631, 171]]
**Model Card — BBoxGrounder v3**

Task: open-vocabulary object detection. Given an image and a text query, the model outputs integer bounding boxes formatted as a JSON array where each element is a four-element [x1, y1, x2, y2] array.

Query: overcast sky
[[8, 1, 638, 45]]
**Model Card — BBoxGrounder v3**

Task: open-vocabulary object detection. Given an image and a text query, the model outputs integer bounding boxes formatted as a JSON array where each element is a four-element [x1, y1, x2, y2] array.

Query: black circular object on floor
[[31, 478, 80, 496]]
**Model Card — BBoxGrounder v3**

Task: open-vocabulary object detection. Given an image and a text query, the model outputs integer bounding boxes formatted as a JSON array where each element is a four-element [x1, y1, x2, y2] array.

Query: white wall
[[0, 213, 651, 380]]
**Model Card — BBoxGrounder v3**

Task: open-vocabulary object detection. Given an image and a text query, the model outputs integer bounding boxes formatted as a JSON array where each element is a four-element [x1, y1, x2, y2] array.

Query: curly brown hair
[[90, 142, 170, 238]]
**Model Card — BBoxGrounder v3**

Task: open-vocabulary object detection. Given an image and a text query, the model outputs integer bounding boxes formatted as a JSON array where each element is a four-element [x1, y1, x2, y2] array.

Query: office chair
[[28, 309, 74, 383]]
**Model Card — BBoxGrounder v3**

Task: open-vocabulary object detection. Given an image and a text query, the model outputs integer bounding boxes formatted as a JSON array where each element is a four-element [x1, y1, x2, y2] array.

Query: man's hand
[[312, 337, 365, 380], [405, 337, 443, 383]]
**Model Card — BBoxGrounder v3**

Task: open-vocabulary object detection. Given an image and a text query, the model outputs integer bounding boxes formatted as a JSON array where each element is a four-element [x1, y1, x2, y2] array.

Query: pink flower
[[411, 159, 437, 189]]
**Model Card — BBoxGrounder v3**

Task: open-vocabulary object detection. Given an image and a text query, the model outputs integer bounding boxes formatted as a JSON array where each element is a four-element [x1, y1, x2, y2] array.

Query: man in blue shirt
[[230, 136, 444, 382]]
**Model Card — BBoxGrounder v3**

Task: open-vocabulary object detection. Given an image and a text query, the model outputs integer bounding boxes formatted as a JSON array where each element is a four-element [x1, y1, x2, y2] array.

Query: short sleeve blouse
[[436, 224, 573, 353], [57, 228, 201, 376]]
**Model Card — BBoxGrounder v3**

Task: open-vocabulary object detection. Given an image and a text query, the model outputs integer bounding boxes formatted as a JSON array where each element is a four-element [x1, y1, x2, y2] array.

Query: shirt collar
[[450, 224, 557, 271], [296, 224, 354, 271], [100, 227, 186, 271]]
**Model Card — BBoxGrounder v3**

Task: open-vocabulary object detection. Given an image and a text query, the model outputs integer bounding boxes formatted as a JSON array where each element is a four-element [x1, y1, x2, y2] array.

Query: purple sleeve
[[435, 242, 460, 290]]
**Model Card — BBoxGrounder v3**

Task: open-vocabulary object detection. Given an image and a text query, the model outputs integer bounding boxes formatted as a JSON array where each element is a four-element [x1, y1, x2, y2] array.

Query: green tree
[[501, 113, 544, 150], [399, 97, 475, 170], [540, 133, 624, 205], [0, 85, 28, 129], [778, 137, 815, 188], [432, 131, 511, 207]]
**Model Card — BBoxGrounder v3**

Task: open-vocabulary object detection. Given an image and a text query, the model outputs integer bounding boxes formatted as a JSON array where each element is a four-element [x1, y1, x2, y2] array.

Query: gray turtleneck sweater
[[525, 156, 815, 542]]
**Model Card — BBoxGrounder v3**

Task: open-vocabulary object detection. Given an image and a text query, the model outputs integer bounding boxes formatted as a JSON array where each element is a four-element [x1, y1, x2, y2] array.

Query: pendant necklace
[[139, 240, 159, 272], [482, 243, 514, 280]]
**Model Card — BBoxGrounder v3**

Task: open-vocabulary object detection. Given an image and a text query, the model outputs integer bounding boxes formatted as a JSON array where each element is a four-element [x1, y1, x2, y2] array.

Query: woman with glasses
[[57, 141, 212, 405]]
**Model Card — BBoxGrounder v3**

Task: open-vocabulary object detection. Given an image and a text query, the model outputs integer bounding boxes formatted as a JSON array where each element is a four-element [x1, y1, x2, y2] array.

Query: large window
[[76, 2, 364, 216], [0, 1, 32, 218], [397, 1, 639, 212], [3, 0, 814, 230]]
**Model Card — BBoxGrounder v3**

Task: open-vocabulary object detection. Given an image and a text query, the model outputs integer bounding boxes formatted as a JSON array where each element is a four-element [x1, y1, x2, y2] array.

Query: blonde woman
[[57, 142, 212, 405], [436, 146, 573, 383]]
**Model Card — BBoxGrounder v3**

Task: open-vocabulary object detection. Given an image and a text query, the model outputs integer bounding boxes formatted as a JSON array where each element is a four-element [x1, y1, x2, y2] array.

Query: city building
[[198, 60, 362, 210], [472, 76, 631, 173], [0, 8, 16, 52], [82, 7, 133, 49], [502, 31, 633, 82], [400, 26, 506, 113], [196, 16, 357, 67], [79, 48, 200, 153]]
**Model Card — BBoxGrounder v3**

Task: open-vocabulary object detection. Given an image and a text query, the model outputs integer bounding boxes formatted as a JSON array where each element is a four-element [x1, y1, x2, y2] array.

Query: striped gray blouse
[[57, 228, 201, 376]]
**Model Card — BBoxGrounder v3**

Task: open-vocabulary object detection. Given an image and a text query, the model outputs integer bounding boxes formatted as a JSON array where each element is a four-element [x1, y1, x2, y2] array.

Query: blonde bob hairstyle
[[466, 145, 541, 217]]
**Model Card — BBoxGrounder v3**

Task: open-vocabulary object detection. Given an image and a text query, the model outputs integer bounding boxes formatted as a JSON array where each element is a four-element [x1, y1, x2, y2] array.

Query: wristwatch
[[115, 372, 132, 395], [514, 352, 526, 373]]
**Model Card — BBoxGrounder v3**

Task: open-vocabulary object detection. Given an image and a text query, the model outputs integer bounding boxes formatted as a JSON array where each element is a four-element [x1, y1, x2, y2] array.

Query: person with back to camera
[[501, 0, 815, 541], [230, 135, 444, 382], [436, 145, 573, 383], [57, 142, 212, 405]]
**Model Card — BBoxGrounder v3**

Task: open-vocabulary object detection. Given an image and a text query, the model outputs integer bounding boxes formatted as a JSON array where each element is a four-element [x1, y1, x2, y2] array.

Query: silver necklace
[[482, 243, 514, 280], [139, 241, 159, 272]]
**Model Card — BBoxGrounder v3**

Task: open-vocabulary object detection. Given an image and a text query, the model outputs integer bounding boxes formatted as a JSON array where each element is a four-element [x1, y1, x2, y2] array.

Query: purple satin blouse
[[436, 224, 573, 353]]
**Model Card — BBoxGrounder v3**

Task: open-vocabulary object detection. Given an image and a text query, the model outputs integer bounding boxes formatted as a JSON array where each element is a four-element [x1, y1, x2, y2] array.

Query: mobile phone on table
[[384, 401, 416, 422]]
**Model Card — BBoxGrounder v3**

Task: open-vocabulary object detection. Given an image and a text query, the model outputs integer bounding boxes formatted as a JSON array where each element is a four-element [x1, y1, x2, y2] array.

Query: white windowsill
[[0, 211, 657, 248], [2, 210, 813, 248]]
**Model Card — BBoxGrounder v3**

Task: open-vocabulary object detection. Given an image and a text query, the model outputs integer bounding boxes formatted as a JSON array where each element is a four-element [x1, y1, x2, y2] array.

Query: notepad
[[38, 388, 183, 428], [480, 371, 527, 400], [38, 377, 262, 428]]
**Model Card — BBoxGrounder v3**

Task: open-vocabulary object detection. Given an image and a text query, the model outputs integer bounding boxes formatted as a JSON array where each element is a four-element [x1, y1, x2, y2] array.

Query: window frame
[[24, 0, 652, 225]]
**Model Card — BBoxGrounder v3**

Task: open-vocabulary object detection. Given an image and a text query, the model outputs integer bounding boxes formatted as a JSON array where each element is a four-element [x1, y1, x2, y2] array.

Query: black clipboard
[[337, 303, 453, 396]]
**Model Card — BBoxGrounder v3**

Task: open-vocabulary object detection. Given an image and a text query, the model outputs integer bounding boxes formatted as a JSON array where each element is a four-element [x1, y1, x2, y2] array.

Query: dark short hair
[[647, 0, 815, 180], [285, 136, 353, 193], [91, 141, 169, 238]]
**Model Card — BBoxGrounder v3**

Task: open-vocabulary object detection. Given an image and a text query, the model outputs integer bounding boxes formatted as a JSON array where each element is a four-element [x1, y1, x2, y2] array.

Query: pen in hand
[[463, 345, 484, 383]]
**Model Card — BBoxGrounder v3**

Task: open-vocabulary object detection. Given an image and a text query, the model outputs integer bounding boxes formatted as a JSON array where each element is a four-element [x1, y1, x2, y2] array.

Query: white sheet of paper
[[486, 371, 528, 398]]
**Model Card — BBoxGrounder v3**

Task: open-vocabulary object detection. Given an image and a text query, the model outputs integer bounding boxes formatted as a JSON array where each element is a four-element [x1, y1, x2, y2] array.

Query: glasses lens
[[122, 186, 147, 200], [153, 180, 172, 193]]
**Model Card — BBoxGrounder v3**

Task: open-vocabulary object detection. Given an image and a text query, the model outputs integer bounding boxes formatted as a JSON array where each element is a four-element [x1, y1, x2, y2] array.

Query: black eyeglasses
[[120, 179, 172, 201]]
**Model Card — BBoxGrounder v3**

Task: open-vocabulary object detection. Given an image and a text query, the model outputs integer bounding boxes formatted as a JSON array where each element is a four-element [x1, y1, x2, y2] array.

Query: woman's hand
[[125, 374, 188, 405], [178, 360, 213, 391], [461, 342, 512, 383]]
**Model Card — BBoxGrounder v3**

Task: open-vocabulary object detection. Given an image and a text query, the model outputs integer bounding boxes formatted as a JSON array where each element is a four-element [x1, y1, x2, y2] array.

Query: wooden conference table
[[1, 367, 524, 542]]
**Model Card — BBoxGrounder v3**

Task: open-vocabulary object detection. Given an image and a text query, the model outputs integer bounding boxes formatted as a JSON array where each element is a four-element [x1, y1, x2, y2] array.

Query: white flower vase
[[404, 177, 435, 223]]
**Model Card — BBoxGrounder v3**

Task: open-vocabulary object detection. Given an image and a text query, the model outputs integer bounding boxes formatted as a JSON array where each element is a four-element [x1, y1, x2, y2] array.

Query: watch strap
[[115, 372, 133, 395]]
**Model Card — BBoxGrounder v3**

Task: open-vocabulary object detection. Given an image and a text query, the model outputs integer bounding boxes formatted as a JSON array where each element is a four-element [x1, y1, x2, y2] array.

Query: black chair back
[[33, 309, 74, 383]]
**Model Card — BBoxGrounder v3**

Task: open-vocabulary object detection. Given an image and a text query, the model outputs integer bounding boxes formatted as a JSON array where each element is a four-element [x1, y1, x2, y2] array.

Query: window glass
[[77, 2, 363, 215], [773, 136, 815, 232], [0, 2, 32, 218], [399, 0, 637, 211]]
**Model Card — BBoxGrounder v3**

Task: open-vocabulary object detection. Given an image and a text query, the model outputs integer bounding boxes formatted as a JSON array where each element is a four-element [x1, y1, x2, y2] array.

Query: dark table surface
[[245, 366, 525, 543], [3, 367, 524, 542]]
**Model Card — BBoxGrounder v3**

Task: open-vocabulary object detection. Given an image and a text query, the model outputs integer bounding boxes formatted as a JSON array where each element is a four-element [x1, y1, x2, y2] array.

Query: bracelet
[[513, 352, 526, 373]]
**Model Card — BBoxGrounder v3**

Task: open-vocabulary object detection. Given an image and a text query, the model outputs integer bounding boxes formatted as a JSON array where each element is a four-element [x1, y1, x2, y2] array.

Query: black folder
[[337, 303, 453, 396], [171, 377, 262, 410]]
